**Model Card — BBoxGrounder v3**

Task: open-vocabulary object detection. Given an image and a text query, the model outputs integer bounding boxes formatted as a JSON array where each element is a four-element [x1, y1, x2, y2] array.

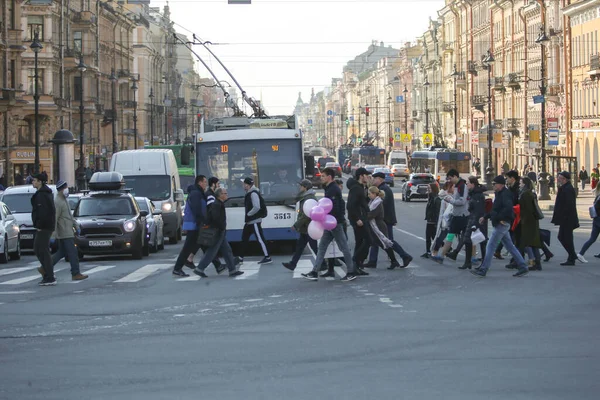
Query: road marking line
[[220, 303, 238, 307], [114, 264, 171, 283], [269, 295, 282, 298], [0, 266, 40, 277], [334, 267, 345, 277], [69, 265, 116, 283], [389, 304, 404, 308], [293, 259, 313, 278], [0, 267, 67, 285], [235, 262, 260, 279], [244, 298, 263, 302], [405, 264, 437, 277], [379, 298, 392, 303], [394, 228, 425, 241], [0, 290, 36, 295]]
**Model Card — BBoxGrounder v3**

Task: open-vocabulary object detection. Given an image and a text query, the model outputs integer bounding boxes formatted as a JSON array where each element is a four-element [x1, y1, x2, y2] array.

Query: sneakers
[[470, 269, 486, 278], [282, 262, 296, 272], [401, 255, 413, 268], [39, 278, 57, 286], [340, 274, 357, 282], [193, 269, 208, 278], [229, 270, 244, 277], [184, 260, 196, 269], [37, 267, 44, 277], [319, 271, 335, 278], [594, 253, 600, 259], [215, 265, 227, 275], [301, 271, 318, 281], [72, 273, 88, 281], [172, 269, 189, 277], [431, 255, 444, 264], [577, 253, 588, 263], [258, 256, 272, 265], [513, 268, 529, 277]]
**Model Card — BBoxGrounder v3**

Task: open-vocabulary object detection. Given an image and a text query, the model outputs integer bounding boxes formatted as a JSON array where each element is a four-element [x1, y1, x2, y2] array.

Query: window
[[27, 68, 44, 95], [27, 16, 44, 41], [73, 31, 82, 54], [17, 120, 33, 146], [74, 76, 82, 101], [7, 1, 15, 30]]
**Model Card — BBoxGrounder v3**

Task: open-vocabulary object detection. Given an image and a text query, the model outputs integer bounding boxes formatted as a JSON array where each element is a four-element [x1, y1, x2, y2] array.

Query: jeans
[[479, 223, 527, 273], [34, 229, 53, 280], [582, 180, 586, 190], [197, 231, 237, 273], [311, 224, 355, 274], [51, 237, 80, 275], [558, 225, 577, 261], [579, 219, 600, 256], [290, 233, 318, 266]]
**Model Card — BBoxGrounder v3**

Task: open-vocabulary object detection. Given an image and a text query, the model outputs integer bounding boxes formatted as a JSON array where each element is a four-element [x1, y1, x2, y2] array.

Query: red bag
[[512, 205, 520, 231], [484, 198, 493, 214]]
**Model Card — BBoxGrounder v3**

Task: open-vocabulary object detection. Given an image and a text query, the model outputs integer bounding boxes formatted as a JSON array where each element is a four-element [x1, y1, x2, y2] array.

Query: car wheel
[[9, 236, 21, 261], [0, 236, 9, 264], [169, 234, 178, 244], [406, 194, 411, 202]]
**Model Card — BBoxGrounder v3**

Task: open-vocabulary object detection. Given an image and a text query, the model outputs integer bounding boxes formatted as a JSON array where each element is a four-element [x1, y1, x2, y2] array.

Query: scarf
[[368, 197, 393, 249]]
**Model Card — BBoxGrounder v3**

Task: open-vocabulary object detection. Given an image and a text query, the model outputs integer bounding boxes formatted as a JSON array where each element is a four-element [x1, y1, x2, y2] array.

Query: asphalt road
[[1, 178, 599, 400]]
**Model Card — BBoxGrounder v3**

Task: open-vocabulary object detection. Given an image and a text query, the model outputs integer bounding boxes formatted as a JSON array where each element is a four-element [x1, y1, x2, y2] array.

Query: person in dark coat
[[422, 183, 441, 258], [282, 180, 318, 271], [366, 186, 402, 269], [346, 168, 372, 269], [579, 166, 589, 191], [31, 172, 56, 286], [454, 176, 488, 270], [517, 177, 542, 270], [551, 171, 580, 265]]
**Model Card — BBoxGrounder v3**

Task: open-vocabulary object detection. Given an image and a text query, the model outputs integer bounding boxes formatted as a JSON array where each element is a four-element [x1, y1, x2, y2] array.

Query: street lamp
[[110, 69, 118, 154], [424, 77, 430, 142], [365, 102, 369, 144], [451, 64, 460, 149], [149, 88, 155, 147], [403, 85, 409, 138], [536, 26, 551, 200], [77, 59, 87, 189], [131, 74, 139, 149], [387, 92, 392, 151], [30, 31, 43, 174], [483, 49, 495, 189], [164, 97, 172, 145], [375, 96, 379, 147]]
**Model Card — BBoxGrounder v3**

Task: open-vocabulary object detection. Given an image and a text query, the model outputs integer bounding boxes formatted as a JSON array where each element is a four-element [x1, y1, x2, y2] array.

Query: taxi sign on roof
[[249, 119, 288, 129]]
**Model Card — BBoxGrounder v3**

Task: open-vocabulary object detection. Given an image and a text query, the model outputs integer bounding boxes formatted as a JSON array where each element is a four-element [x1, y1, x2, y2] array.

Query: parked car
[[391, 163, 410, 178], [135, 196, 165, 253], [317, 157, 335, 171], [67, 193, 84, 211], [373, 167, 395, 187], [325, 162, 342, 177], [400, 173, 437, 202], [0, 201, 21, 263]]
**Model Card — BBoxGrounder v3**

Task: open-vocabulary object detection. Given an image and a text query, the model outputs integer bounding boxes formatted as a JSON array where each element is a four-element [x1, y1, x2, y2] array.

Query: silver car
[[135, 197, 165, 253]]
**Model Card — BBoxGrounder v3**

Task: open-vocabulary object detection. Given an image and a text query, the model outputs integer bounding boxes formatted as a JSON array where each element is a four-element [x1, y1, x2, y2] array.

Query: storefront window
[[17, 120, 32, 146]]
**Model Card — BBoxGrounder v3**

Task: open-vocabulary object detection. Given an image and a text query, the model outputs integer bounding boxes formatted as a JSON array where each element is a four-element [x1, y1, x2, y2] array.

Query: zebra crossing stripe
[[69, 265, 117, 283], [0, 266, 40, 277], [292, 260, 313, 278], [235, 262, 260, 279], [0, 267, 67, 285], [114, 264, 171, 283]]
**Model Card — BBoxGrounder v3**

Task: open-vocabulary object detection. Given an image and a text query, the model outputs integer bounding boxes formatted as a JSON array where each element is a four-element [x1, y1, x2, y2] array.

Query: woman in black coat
[[422, 183, 441, 258], [457, 176, 488, 270]]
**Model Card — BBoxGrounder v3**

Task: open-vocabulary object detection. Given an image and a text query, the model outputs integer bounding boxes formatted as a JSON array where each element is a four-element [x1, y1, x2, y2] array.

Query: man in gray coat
[[50, 180, 88, 281]]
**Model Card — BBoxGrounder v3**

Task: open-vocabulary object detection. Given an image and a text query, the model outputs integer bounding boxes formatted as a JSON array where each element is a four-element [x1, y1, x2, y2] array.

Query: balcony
[[548, 84, 564, 96], [470, 95, 486, 106], [493, 77, 506, 92], [54, 97, 67, 108], [119, 100, 136, 109], [95, 103, 105, 115], [467, 61, 478, 76], [72, 11, 96, 24], [505, 73, 521, 90], [505, 118, 522, 129], [117, 69, 130, 79], [442, 102, 454, 113], [455, 71, 467, 89], [589, 54, 600, 80]]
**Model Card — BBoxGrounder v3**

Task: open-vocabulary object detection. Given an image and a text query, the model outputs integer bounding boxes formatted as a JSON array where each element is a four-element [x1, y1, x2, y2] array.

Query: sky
[[151, 0, 445, 115]]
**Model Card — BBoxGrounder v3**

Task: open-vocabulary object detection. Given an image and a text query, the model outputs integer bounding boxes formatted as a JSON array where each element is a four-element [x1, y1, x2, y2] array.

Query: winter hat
[[56, 180, 68, 191]]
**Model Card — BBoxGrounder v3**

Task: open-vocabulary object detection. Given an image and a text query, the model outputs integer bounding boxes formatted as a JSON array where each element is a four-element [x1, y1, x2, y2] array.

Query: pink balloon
[[318, 197, 333, 214], [307, 221, 324, 240], [309, 206, 326, 222], [322, 214, 337, 231]]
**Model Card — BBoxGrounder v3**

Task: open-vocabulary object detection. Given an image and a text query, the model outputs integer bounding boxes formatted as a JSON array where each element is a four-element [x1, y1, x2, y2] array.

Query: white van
[[387, 150, 410, 177], [110, 149, 184, 244]]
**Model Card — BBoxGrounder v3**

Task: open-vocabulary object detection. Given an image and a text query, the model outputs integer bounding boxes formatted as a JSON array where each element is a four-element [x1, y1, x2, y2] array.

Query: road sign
[[327, 110, 333, 116], [307, 119, 313, 125], [402, 133, 411, 143], [327, 117, 332, 123], [396, 95, 404, 103], [547, 118, 559, 129], [548, 128, 559, 146], [393, 133, 402, 142], [422, 133, 433, 144], [394, 127, 401, 133], [533, 95, 545, 104], [349, 116, 354, 122]]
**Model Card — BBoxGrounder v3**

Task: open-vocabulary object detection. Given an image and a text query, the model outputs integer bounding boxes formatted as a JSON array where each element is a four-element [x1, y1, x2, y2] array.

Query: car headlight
[[123, 220, 136, 232], [162, 202, 173, 212]]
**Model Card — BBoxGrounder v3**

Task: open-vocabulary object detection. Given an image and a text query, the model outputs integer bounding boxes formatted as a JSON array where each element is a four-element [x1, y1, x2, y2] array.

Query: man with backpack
[[238, 177, 271, 265]]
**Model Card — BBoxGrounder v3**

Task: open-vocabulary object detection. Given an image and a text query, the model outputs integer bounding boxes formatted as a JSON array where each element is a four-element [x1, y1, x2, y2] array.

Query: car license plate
[[89, 240, 112, 247], [21, 234, 34, 240]]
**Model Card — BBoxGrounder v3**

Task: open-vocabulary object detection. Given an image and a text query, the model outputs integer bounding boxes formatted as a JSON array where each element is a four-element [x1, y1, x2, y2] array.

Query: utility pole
[[451, 64, 459, 149], [536, 26, 551, 200]]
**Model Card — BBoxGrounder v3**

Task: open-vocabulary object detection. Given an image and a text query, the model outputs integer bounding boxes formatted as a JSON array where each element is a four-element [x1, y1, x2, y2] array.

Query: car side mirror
[[174, 189, 184, 202], [5, 214, 15, 221], [139, 210, 149, 217], [152, 210, 162, 216]]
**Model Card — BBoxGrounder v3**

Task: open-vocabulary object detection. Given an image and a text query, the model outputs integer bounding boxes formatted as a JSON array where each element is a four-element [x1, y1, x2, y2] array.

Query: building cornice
[[563, 0, 600, 16]]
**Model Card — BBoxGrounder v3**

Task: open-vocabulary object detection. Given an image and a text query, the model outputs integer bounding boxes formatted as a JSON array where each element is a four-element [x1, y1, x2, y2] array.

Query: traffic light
[[197, 113, 202, 120], [357, 137, 363, 144], [389, 137, 393, 146], [365, 107, 370, 117], [345, 118, 349, 125]]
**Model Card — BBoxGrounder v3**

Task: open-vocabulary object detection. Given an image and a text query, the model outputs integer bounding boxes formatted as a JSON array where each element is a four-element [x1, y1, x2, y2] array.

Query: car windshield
[[122, 176, 171, 201], [374, 168, 391, 173], [1, 193, 33, 213], [197, 139, 303, 206], [67, 197, 80, 211], [76, 197, 136, 217], [136, 199, 150, 212]]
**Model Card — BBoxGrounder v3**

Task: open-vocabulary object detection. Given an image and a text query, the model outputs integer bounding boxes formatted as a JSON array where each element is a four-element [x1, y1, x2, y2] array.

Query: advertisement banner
[[478, 132, 488, 148], [529, 125, 540, 148], [493, 129, 503, 148]]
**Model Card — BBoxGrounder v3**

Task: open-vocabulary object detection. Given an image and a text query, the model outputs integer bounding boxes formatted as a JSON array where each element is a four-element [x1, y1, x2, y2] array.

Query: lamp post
[[387, 92, 392, 151], [110, 69, 118, 154], [131, 74, 139, 149], [536, 26, 551, 200], [77, 59, 87, 190], [451, 64, 460, 149], [149, 88, 155, 147], [424, 77, 430, 148], [483, 49, 495, 189], [358, 103, 362, 143], [164, 97, 172, 144], [30, 31, 43, 174], [365, 102, 369, 144], [403, 85, 408, 137], [375, 96, 379, 147]]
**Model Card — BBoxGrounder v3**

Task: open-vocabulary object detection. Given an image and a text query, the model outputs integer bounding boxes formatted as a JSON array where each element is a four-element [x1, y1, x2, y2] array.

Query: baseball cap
[[355, 167, 371, 178], [242, 177, 254, 185], [493, 175, 506, 185], [372, 172, 386, 179]]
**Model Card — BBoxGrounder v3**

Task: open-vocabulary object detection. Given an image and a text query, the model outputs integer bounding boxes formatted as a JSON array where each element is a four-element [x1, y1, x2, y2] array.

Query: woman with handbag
[[455, 176, 487, 270], [366, 186, 403, 270], [516, 177, 543, 270], [430, 182, 454, 258], [576, 183, 600, 263]]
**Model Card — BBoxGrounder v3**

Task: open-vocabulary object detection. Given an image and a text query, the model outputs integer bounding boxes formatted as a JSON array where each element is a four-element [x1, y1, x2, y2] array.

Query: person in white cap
[[50, 180, 88, 281]]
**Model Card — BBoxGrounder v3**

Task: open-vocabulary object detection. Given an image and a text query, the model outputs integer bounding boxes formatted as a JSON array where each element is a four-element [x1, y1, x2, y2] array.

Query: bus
[[350, 146, 386, 173], [409, 149, 472, 181], [336, 145, 353, 166], [196, 116, 303, 243], [145, 144, 195, 190]]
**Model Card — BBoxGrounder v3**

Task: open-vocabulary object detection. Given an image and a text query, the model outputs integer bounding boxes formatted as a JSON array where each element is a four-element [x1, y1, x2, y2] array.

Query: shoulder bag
[[533, 195, 544, 220], [589, 196, 600, 218], [197, 225, 219, 247]]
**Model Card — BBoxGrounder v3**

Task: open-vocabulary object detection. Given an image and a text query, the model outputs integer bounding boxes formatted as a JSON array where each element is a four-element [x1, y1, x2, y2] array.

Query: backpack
[[484, 198, 493, 214], [257, 193, 268, 218]]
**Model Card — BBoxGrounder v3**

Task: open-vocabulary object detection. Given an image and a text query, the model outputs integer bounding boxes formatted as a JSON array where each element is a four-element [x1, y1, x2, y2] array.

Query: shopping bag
[[470, 229, 486, 246]]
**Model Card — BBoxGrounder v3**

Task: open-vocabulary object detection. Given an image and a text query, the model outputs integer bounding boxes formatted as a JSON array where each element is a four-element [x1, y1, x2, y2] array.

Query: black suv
[[400, 173, 437, 202], [73, 172, 149, 260]]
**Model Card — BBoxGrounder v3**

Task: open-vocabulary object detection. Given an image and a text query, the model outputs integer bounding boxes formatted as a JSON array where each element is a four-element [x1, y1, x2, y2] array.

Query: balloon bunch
[[302, 197, 338, 240]]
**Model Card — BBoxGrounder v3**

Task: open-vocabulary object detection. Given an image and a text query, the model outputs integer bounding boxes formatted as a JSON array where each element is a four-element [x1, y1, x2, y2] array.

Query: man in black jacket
[[31, 172, 57, 286], [552, 171, 579, 265], [302, 168, 357, 282], [346, 167, 372, 269], [471, 175, 528, 278], [367, 172, 412, 268], [193, 188, 243, 278]]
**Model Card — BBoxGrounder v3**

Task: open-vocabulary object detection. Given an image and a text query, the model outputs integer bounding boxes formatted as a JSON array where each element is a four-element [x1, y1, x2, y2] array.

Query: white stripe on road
[[293, 260, 313, 278], [404, 264, 436, 277], [0, 267, 67, 285], [69, 265, 116, 283], [394, 228, 425, 241], [0, 266, 40, 277], [235, 262, 260, 279], [334, 266, 345, 278], [114, 264, 171, 283], [0, 290, 35, 294]]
